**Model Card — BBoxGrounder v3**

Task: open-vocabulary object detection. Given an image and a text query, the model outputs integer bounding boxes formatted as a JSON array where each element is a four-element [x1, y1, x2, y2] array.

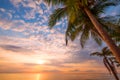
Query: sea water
[[0, 73, 119, 80]]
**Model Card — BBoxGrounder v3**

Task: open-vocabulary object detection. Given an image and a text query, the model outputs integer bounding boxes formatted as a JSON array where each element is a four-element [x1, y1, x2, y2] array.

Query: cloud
[[0, 35, 71, 64], [0, 29, 103, 70], [10, 0, 47, 20], [10, 0, 38, 9], [24, 9, 36, 20], [22, 2, 48, 20], [0, 20, 11, 30], [0, 8, 13, 20], [0, 19, 30, 32], [41, 70, 61, 73], [84, 70, 96, 73], [0, 0, 51, 34], [0, 0, 112, 73], [23, 63, 40, 66], [0, 36, 38, 51], [10, 0, 22, 7], [44, 60, 72, 68], [0, 63, 39, 73], [0, 44, 30, 52], [69, 69, 80, 72], [0, 8, 6, 12], [0, 15, 49, 34]]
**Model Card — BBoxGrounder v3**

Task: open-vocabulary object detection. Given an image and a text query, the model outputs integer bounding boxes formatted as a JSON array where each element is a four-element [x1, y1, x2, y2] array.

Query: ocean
[[0, 73, 119, 80]]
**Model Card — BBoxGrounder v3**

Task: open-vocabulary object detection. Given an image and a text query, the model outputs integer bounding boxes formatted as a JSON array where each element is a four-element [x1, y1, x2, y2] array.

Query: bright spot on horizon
[[36, 60, 46, 65]]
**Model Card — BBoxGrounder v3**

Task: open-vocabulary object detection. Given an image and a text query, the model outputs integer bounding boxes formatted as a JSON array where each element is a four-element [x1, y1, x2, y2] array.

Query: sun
[[36, 60, 45, 64]]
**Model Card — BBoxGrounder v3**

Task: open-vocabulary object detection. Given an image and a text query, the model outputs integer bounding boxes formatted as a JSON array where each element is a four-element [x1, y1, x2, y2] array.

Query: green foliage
[[99, 15, 120, 44], [44, 0, 120, 47], [49, 7, 67, 28], [44, 0, 65, 6], [80, 25, 90, 47], [91, 30, 102, 46]]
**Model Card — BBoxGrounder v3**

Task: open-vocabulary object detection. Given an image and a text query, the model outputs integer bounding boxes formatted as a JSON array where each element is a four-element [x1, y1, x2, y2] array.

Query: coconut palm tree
[[43, 0, 120, 62], [90, 47, 119, 80]]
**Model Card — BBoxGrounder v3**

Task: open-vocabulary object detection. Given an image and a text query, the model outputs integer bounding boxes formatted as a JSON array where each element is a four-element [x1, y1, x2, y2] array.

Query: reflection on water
[[0, 73, 119, 80], [36, 74, 41, 80]]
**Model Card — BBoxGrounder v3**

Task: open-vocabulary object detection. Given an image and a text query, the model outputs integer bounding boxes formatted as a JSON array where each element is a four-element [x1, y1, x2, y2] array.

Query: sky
[[0, 0, 120, 73]]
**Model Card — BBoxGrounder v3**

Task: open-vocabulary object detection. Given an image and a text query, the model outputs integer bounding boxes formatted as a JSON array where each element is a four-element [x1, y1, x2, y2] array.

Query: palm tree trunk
[[104, 57, 119, 80], [84, 7, 120, 63]]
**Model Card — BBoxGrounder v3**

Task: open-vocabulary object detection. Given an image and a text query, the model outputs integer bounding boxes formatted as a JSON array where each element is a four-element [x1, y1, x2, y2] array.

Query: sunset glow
[[0, 0, 120, 74], [36, 60, 46, 65]]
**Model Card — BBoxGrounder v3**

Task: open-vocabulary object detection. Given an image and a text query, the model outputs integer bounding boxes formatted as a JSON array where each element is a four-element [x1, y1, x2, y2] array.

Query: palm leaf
[[109, 58, 118, 74], [91, 30, 102, 46], [48, 7, 67, 28], [91, 0, 119, 15], [90, 52, 103, 57], [101, 47, 112, 56], [44, 0, 120, 49], [80, 25, 90, 48], [44, 0, 65, 6], [103, 58, 112, 75]]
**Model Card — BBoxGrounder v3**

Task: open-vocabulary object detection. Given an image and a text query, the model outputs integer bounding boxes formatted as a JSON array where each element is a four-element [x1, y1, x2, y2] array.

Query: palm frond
[[102, 47, 108, 52], [110, 26, 120, 43], [45, 0, 120, 49], [109, 58, 118, 74], [44, 0, 65, 6], [65, 21, 83, 42], [81, 0, 88, 6], [100, 15, 120, 28], [102, 47, 112, 56], [91, 30, 102, 46], [80, 25, 90, 48], [91, 0, 119, 15], [110, 56, 120, 67], [90, 52, 102, 56], [103, 58, 112, 75], [48, 7, 67, 28]]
